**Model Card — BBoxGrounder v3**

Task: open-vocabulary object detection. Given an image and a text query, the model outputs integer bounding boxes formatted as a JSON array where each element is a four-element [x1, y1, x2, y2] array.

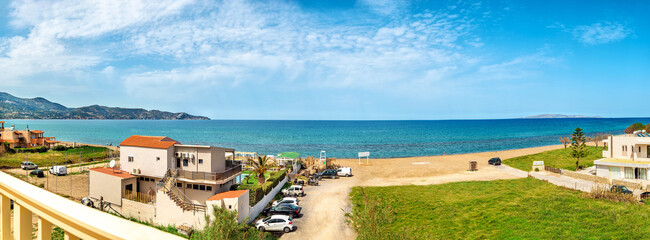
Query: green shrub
[[52, 145, 70, 151], [191, 207, 275, 240], [14, 146, 48, 153]]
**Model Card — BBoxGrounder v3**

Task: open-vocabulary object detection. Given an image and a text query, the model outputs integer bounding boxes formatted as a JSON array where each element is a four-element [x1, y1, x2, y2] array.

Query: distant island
[[523, 114, 601, 119], [0, 92, 209, 120]]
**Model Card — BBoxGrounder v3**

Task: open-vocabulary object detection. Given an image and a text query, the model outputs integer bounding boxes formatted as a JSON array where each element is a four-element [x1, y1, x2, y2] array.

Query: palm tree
[[251, 154, 270, 184]]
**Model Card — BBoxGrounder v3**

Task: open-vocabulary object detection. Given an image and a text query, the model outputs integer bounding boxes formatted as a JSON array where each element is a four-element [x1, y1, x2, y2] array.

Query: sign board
[[358, 152, 370, 157], [532, 161, 544, 166]]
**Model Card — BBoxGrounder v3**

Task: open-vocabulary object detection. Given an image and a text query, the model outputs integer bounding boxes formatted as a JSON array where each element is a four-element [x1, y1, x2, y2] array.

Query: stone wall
[[562, 170, 609, 184], [612, 179, 643, 190]]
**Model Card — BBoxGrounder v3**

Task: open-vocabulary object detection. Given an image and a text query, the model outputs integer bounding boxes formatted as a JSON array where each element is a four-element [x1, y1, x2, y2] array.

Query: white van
[[337, 167, 352, 177], [49, 166, 67, 176]]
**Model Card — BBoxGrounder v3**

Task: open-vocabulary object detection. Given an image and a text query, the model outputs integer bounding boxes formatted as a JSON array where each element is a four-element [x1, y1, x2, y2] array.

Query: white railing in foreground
[[0, 171, 185, 240]]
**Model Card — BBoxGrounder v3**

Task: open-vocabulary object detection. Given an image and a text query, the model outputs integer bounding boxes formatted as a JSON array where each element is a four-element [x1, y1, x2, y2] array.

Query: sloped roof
[[207, 190, 248, 201], [120, 135, 180, 149], [31, 130, 44, 134], [90, 167, 136, 179]]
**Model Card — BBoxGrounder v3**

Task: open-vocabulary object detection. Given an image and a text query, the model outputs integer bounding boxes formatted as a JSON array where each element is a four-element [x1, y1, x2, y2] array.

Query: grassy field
[[0, 146, 111, 168], [239, 170, 271, 185], [348, 178, 650, 240], [503, 146, 603, 171]]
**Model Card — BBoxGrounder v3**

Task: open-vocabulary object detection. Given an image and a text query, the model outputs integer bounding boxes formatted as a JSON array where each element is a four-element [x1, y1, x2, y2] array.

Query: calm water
[[1, 118, 648, 158]]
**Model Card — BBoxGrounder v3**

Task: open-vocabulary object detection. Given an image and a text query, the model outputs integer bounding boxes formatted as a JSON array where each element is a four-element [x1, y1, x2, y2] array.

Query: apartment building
[[595, 132, 650, 181], [0, 122, 59, 148]]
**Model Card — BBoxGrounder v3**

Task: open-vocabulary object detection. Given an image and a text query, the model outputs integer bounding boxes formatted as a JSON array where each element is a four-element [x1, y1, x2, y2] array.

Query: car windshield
[[263, 217, 271, 222], [621, 186, 629, 191]]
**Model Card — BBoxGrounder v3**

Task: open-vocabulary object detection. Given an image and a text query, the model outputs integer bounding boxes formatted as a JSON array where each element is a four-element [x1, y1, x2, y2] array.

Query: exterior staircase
[[157, 169, 206, 213]]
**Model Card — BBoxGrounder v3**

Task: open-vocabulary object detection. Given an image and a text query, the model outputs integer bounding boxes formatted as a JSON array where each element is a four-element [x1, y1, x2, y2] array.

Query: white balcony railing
[[0, 171, 184, 240]]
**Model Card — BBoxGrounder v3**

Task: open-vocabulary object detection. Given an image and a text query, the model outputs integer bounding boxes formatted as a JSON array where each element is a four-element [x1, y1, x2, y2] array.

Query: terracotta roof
[[120, 135, 180, 149], [31, 130, 44, 134], [207, 190, 248, 201], [90, 167, 136, 179]]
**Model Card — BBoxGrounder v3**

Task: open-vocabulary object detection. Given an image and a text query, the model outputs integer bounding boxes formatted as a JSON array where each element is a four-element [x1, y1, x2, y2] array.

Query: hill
[[0, 92, 209, 120]]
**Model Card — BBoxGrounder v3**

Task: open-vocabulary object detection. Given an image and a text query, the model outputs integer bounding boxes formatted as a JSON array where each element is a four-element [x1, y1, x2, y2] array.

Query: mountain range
[[0, 92, 209, 120]]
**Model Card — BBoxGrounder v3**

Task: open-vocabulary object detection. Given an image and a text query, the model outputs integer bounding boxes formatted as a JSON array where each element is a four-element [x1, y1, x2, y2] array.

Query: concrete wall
[[247, 176, 288, 223], [154, 190, 207, 229], [121, 198, 156, 221], [205, 191, 250, 223], [596, 165, 609, 179], [137, 178, 159, 195], [563, 170, 609, 184], [121, 146, 172, 178], [89, 171, 125, 206]]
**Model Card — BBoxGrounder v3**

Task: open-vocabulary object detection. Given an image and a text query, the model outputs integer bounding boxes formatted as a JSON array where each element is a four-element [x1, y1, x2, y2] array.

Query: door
[[176, 158, 181, 168], [269, 219, 282, 231], [609, 167, 620, 179]]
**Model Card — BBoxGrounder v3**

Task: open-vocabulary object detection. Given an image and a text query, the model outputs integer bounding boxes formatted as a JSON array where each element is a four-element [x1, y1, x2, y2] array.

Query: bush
[[625, 123, 646, 133], [14, 146, 48, 153], [52, 145, 70, 151], [191, 207, 274, 240], [583, 186, 638, 204]]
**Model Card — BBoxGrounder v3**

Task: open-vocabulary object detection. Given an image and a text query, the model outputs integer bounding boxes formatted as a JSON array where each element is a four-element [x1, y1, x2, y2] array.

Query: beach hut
[[277, 152, 301, 167]]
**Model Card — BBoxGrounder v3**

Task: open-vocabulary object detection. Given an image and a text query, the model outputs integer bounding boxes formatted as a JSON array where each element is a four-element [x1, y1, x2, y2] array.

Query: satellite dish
[[109, 160, 116, 168]]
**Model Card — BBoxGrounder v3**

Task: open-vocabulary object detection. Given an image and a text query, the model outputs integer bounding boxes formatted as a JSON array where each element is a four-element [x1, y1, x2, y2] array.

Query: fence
[[123, 190, 156, 205], [544, 166, 563, 174]]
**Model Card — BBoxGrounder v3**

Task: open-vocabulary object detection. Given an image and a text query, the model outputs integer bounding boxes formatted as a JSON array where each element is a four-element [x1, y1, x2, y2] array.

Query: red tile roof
[[31, 130, 44, 134], [207, 190, 248, 201], [120, 135, 180, 149], [90, 167, 136, 179]]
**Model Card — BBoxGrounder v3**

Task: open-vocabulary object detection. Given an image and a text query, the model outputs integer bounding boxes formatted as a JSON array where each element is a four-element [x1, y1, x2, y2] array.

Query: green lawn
[[349, 178, 650, 240], [0, 146, 110, 168], [239, 170, 271, 186], [503, 146, 603, 171]]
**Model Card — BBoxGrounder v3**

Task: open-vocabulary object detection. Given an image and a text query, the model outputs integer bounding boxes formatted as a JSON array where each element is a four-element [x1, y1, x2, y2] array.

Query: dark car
[[318, 169, 339, 179], [30, 169, 45, 178], [263, 203, 302, 218], [611, 185, 633, 194], [488, 157, 501, 166]]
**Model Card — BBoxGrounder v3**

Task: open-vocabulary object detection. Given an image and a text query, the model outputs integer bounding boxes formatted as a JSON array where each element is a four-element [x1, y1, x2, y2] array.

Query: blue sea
[[1, 118, 648, 158]]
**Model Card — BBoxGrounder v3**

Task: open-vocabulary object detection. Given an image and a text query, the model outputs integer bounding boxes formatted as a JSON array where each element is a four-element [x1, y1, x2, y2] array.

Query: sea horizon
[[2, 118, 648, 159]]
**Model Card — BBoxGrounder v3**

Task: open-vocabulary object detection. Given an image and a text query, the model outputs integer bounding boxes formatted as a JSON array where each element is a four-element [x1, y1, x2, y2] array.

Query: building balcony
[[176, 164, 242, 184]]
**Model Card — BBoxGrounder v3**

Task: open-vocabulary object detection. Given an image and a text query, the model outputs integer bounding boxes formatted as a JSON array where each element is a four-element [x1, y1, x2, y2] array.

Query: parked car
[[30, 169, 45, 178], [337, 167, 352, 177], [272, 197, 299, 207], [49, 166, 67, 176], [488, 157, 501, 166], [282, 185, 305, 197], [262, 203, 302, 218], [255, 215, 295, 233], [21, 161, 38, 170], [318, 169, 339, 179], [611, 185, 633, 194]]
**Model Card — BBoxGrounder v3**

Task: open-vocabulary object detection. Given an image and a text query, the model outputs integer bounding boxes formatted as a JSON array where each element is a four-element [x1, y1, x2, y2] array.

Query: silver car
[[272, 197, 299, 207], [21, 161, 37, 170], [255, 215, 295, 233]]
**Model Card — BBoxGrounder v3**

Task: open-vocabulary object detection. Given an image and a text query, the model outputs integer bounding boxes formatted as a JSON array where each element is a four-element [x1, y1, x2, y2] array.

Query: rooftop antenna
[[109, 160, 116, 173]]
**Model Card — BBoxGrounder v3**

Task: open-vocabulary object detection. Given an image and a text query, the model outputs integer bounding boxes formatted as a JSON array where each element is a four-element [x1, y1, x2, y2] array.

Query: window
[[206, 186, 212, 191], [144, 177, 149, 182], [199, 159, 203, 164], [156, 157, 160, 161], [199, 185, 206, 191], [139, 177, 144, 181], [187, 184, 193, 189], [193, 184, 199, 190], [176, 182, 182, 188], [625, 167, 634, 179], [183, 159, 189, 167], [128, 156, 134, 162]]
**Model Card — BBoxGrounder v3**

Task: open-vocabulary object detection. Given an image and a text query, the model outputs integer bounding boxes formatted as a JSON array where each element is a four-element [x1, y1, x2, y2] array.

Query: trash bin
[[469, 161, 478, 171]]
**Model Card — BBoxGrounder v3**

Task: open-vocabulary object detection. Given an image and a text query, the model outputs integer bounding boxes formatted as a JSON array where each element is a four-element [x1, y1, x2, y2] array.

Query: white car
[[281, 185, 305, 197], [21, 161, 38, 170], [272, 197, 299, 207], [256, 215, 295, 233], [49, 166, 67, 176], [337, 167, 352, 177]]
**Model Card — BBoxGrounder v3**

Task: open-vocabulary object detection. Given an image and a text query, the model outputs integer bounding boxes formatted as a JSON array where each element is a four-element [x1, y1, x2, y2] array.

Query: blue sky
[[0, 0, 648, 120]]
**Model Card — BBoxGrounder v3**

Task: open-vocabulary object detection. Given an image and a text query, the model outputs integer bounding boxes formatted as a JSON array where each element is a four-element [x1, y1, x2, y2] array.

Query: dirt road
[[281, 145, 564, 240]]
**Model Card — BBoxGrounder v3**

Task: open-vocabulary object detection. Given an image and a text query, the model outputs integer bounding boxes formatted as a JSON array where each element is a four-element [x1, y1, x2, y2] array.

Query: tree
[[571, 127, 589, 170], [559, 137, 570, 149], [592, 133, 604, 148], [625, 123, 646, 134], [250, 154, 270, 184]]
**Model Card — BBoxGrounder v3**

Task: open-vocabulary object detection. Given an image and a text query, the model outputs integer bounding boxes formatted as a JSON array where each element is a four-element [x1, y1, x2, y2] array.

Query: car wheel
[[259, 227, 265, 232], [284, 227, 291, 233]]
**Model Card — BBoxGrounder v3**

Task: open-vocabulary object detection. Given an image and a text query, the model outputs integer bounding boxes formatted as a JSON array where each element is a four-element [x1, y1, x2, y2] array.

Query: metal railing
[[158, 169, 206, 213], [0, 171, 184, 240], [176, 164, 243, 182]]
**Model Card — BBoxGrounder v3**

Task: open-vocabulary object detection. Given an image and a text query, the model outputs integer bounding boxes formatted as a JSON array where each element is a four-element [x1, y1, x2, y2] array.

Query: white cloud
[[572, 21, 632, 45], [357, 0, 408, 16]]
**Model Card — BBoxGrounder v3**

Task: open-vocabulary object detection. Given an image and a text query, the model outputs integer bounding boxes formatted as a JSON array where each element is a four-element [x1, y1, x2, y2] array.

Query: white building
[[595, 132, 650, 181]]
